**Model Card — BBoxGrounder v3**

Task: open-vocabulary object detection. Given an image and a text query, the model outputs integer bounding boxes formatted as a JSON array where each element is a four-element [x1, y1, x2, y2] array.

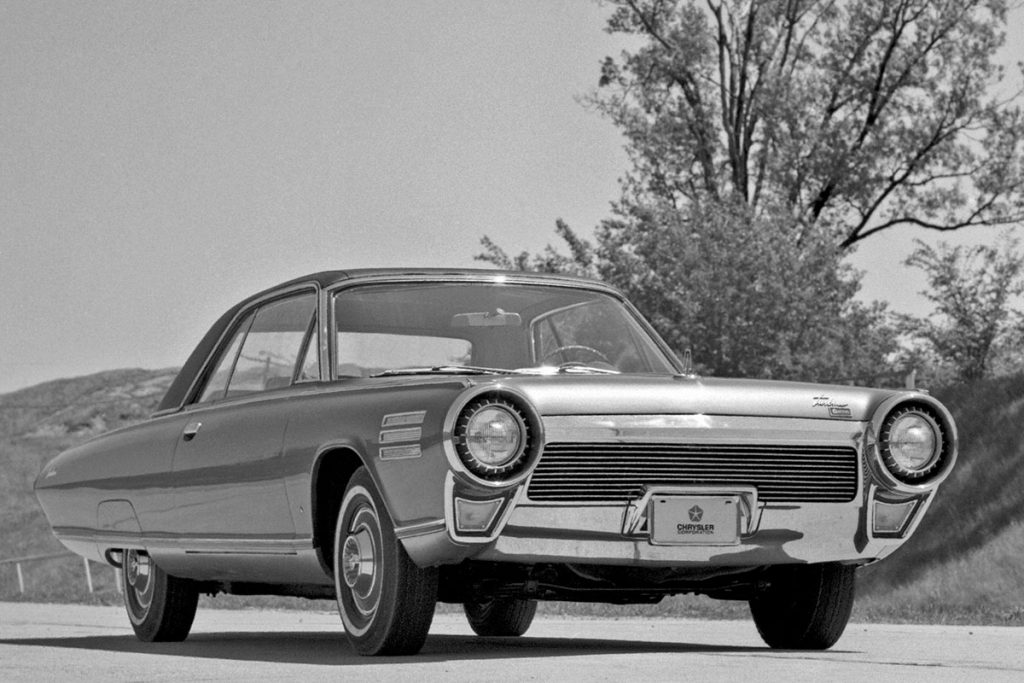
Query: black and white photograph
[[2, 1, 1023, 680]]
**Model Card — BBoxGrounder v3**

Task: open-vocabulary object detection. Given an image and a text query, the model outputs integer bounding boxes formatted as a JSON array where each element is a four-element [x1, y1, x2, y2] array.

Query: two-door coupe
[[35, 269, 957, 654]]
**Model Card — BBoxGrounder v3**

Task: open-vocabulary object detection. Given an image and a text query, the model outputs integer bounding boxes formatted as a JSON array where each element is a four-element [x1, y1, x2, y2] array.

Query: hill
[[854, 374, 1024, 623], [1, 369, 1021, 623], [0, 368, 177, 599]]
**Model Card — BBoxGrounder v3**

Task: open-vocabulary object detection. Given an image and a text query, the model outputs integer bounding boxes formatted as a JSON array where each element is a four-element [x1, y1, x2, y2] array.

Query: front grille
[[527, 442, 859, 503]]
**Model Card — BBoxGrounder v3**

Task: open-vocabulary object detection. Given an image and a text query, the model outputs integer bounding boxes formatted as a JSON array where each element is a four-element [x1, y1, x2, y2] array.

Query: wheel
[[541, 344, 611, 366], [748, 563, 856, 650], [334, 467, 438, 656], [464, 597, 537, 637], [122, 549, 198, 642]]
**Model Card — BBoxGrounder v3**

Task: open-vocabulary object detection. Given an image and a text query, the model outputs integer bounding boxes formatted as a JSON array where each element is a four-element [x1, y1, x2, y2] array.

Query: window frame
[[186, 284, 320, 406], [326, 277, 682, 380]]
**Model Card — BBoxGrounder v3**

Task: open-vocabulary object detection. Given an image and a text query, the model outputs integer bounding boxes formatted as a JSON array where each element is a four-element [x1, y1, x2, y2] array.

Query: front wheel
[[748, 562, 856, 650], [464, 597, 537, 637], [334, 467, 438, 655], [122, 549, 198, 642]]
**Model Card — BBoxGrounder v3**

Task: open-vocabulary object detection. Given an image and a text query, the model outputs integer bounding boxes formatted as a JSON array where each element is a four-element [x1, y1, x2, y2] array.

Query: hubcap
[[342, 506, 382, 617], [125, 550, 153, 611]]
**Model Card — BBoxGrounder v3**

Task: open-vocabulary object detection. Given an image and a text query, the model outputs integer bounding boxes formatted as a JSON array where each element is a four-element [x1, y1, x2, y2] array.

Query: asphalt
[[1, 602, 1022, 681]]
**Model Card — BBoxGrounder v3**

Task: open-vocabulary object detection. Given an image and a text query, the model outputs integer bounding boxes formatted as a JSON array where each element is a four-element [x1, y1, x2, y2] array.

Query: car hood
[[472, 374, 904, 422]]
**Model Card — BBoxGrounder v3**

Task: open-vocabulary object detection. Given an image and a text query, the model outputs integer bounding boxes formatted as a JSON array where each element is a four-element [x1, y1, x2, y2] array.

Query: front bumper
[[480, 500, 890, 566], [401, 489, 931, 568], [400, 413, 938, 568]]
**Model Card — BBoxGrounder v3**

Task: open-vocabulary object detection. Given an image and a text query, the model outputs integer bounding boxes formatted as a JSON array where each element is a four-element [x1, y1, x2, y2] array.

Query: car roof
[[268, 267, 604, 293]]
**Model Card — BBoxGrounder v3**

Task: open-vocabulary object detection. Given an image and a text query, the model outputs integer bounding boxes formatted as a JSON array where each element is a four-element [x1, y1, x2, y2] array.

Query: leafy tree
[[481, 0, 1024, 380], [898, 234, 1024, 382], [590, 0, 1024, 247], [481, 210, 898, 381]]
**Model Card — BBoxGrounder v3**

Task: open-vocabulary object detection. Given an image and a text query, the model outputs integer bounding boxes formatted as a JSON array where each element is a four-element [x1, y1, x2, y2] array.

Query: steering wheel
[[541, 344, 612, 366]]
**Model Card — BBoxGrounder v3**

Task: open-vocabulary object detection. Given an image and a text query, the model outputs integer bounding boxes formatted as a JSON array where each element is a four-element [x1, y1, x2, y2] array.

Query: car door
[[167, 290, 319, 552]]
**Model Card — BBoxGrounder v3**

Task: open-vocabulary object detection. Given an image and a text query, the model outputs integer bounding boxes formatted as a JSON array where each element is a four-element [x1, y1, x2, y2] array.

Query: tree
[[481, 209, 898, 381], [898, 234, 1024, 382], [479, 0, 1023, 380], [593, 0, 1024, 247]]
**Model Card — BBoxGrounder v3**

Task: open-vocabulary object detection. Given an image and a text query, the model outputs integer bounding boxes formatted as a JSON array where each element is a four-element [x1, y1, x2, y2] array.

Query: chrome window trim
[[180, 283, 322, 408], [325, 274, 683, 381]]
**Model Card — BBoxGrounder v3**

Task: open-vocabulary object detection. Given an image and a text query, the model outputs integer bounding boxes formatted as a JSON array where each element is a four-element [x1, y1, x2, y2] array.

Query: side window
[[196, 312, 253, 404], [226, 293, 317, 396]]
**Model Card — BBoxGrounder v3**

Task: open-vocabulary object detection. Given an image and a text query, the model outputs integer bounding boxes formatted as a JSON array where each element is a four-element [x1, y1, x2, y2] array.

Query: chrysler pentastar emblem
[[688, 505, 704, 522]]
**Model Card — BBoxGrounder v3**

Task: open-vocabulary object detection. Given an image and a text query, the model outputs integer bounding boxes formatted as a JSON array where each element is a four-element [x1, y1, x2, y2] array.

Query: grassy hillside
[[853, 374, 1024, 623], [1, 370, 1021, 623], [0, 369, 177, 599]]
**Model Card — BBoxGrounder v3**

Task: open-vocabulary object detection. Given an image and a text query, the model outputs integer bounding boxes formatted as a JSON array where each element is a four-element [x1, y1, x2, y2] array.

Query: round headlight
[[880, 406, 946, 483], [453, 396, 532, 481], [888, 413, 939, 472], [465, 406, 522, 467]]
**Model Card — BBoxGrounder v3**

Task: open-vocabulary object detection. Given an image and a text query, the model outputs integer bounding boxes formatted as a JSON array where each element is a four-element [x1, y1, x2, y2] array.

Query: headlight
[[455, 397, 528, 479], [888, 412, 940, 473], [877, 403, 953, 488], [447, 389, 543, 486], [464, 405, 523, 469]]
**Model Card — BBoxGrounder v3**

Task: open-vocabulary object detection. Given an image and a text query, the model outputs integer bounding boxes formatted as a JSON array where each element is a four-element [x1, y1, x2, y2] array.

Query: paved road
[[1, 602, 1021, 681]]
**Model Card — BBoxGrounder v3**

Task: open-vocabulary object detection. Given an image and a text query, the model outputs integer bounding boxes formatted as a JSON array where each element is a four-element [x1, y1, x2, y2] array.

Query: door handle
[[182, 421, 202, 441]]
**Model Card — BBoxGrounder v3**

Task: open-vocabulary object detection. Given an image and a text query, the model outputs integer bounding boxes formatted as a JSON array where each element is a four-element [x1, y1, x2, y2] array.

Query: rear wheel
[[334, 467, 438, 655], [748, 562, 856, 650], [122, 549, 198, 642], [464, 597, 537, 637]]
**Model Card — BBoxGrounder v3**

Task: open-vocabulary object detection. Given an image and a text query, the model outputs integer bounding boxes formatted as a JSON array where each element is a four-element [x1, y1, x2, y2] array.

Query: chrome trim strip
[[52, 527, 314, 555], [394, 519, 446, 540], [379, 444, 422, 460], [382, 410, 427, 427], [379, 427, 422, 443], [542, 414, 865, 443]]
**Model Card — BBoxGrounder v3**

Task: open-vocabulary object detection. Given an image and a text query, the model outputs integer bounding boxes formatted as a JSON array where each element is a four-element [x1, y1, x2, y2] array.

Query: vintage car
[[35, 269, 957, 655]]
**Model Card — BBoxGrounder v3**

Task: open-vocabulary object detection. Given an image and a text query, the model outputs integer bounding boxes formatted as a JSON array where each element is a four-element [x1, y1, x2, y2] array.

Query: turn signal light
[[454, 497, 503, 532]]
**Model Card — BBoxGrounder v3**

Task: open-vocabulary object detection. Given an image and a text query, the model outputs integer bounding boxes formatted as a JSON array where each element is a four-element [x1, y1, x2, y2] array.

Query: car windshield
[[331, 281, 678, 378]]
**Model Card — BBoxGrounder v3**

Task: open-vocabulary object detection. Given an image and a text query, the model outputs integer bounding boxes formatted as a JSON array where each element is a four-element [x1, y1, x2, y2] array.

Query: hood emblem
[[813, 396, 852, 419]]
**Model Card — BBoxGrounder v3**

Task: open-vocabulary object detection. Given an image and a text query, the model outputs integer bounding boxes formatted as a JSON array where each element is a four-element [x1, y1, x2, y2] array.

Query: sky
[[1, 1, 1022, 394]]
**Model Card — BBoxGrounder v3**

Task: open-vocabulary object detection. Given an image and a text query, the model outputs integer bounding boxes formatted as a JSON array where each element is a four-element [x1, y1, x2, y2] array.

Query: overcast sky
[[1, 1, 1022, 394]]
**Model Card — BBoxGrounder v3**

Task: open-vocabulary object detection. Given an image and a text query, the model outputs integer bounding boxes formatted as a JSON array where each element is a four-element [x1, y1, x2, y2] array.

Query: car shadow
[[0, 631, 781, 665]]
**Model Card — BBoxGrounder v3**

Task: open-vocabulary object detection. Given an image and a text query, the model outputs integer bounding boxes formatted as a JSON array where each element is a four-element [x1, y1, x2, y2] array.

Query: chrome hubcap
[[125, 550, 153, 610], [342, 506, 381, 617]]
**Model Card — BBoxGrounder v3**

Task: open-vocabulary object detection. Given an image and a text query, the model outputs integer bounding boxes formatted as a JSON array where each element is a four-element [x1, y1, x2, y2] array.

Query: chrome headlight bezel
[[870, 397, 957, 493], [456, 397, 528, 476], [444, 386, 544, 488]]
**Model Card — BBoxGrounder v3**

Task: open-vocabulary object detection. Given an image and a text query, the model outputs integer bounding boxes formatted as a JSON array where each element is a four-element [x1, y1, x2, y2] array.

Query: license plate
[[649, 495, 741, 545]]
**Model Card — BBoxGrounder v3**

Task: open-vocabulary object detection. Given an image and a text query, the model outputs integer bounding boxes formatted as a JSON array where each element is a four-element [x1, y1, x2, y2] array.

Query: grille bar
[[527, 442, 858, 503]]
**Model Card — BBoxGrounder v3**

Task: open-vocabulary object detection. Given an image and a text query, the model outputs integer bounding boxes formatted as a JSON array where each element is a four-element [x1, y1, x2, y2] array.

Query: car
[[35, 268, 958, 655]]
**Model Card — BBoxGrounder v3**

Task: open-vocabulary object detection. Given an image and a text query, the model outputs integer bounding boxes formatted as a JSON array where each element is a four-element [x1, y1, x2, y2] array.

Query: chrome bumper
[[476, 500, 899, 566], [402, 492, 929, 568]]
